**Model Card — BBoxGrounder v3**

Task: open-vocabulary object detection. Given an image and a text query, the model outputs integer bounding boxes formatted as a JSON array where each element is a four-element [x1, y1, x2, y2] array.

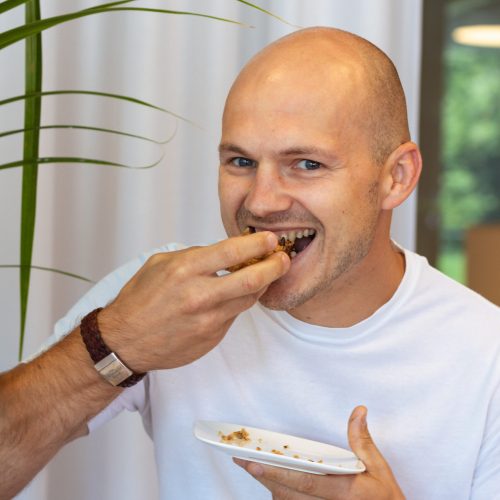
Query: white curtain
[[0, 1, 422, 498]]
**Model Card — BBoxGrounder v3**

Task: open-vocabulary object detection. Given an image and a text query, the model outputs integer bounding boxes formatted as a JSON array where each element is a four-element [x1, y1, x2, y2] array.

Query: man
[[1, 27, 499, 499]]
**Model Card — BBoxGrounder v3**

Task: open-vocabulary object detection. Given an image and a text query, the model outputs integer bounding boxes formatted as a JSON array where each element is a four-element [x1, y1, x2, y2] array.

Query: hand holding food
[[97, 231, 291, 373], [226, 228, 294, 272]]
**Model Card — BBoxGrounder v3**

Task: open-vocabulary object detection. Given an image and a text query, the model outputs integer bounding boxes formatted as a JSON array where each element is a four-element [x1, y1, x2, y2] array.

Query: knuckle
[[146, 252, 165, 267], [191, 316, 211, 337], [275, 487, 296, 500], [200, 309, 221, 332], [182, 288, 210, 313], [272, 488, 290, 500], [358, 434, 375, 447], [240, 272, 260, 292], [182, 293, 202, 313], [171, 260, 191, 280], [299, 472, 317, 494], [222, 242, 244, 265]]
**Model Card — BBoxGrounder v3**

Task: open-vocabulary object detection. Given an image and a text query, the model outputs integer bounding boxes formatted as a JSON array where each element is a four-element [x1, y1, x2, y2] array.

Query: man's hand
[[234, 406, 405, 500], [98, 231, 290, 373], [0, 231, 289, 499]]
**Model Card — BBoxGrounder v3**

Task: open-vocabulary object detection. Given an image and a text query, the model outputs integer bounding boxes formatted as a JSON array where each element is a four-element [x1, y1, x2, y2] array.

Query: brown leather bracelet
[[80, 308, 146, 388]]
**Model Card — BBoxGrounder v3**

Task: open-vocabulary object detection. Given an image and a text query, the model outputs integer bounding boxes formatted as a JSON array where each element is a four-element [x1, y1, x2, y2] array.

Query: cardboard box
[[466, 224, 500, 306]]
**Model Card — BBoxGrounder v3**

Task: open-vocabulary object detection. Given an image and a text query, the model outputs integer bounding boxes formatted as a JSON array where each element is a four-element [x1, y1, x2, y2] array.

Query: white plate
[[194, 420, 365, 475]]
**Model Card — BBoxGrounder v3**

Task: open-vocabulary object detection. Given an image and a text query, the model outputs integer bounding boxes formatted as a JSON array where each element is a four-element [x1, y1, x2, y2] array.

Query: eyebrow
[[218, 143, 335, 159], [279, 146, 332, 157], [218, 143, 249, 156]]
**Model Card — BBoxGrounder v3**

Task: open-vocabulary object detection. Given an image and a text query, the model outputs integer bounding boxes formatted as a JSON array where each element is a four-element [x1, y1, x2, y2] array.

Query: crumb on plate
[[219, 428, 251, 446]]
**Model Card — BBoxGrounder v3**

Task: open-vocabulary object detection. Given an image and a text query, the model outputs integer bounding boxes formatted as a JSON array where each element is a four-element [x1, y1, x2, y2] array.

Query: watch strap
[[80, 308, 146, 388]]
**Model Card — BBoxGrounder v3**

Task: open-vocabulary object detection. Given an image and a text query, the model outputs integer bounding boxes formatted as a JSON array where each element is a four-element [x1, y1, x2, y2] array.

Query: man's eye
[[297, 159, 321, 170], [231, 157, 256, 168]]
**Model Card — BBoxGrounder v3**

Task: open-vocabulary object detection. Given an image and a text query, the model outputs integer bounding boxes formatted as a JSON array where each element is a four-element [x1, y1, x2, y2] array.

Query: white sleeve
[[27, 242, 185, 359], [87, 375, 149, 432], [471, 378, 500, 499], [26, 242, 184, 431]]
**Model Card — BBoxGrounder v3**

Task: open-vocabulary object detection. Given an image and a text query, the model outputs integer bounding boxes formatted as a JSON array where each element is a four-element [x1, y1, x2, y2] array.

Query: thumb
[[348, 406, 387, 473]]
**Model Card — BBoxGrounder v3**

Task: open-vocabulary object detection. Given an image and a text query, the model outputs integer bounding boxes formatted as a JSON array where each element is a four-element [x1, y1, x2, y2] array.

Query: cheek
[[218, 172, 247, 233], [305, 182, 371, 242], [299, 185, 343, 227]]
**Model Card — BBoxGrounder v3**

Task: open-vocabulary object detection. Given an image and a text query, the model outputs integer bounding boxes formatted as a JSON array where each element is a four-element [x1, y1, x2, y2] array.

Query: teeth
[[251, 227, 315, 243], [290, 251, 297, 258]]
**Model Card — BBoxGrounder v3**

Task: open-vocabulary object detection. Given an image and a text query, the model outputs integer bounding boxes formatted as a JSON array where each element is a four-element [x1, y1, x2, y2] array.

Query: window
[[418, 0, 500, 304]]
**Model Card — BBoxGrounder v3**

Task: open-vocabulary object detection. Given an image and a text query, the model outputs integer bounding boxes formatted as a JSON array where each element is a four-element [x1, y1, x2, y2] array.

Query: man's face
[[218, 55, 385, 312]]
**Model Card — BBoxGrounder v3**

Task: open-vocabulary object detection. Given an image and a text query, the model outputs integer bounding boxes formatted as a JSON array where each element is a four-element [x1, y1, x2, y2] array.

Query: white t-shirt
[[47, 245, 500, 500]]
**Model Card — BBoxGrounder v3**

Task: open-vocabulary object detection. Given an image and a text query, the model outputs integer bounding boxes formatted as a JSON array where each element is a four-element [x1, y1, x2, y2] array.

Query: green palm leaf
[[0, 154, 164, 171], [236, 0, 297, 27], [2, 0, 288, 360], [0, 265, 94, 283], [0, 0, 29, 14], [0, 2, 246, 50], [0, 123, 178, 145], [19, 0, 42, 359], [0, 90, 197, 125]]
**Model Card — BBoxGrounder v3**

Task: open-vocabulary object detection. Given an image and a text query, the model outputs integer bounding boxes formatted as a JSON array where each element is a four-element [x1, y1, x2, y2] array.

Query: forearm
[[0, 328, 121, 499], [0, 232, 288, 499]]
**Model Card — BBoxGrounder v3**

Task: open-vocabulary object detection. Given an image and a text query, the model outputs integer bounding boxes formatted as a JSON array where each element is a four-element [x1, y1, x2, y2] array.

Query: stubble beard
[[259, 205, 380, 312], [236, 181, 381, 312]]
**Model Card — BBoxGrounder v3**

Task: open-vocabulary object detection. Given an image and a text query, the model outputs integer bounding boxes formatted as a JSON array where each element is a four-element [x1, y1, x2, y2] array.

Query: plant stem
[[20, 0, 42, 360]]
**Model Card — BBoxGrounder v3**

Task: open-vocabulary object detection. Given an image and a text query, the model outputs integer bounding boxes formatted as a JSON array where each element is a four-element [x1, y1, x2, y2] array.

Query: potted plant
[[0, 0, 284, 359]]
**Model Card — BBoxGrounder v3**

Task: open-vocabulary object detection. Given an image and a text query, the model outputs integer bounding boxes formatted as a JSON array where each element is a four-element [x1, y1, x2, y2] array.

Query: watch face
[[95, 352, 133, 386]]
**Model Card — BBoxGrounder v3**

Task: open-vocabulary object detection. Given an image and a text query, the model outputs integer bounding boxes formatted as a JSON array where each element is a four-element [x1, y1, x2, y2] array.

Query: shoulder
[[405, 248, 500, 339]]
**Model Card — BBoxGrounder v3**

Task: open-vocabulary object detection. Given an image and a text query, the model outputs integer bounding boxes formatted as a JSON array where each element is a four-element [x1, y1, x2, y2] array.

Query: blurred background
[[0, 0, 497, 498], [419, 0, 500, 304]]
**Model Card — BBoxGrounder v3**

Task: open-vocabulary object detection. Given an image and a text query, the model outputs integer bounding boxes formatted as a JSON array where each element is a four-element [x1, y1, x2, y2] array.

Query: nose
[[243, 163, 293, 218]]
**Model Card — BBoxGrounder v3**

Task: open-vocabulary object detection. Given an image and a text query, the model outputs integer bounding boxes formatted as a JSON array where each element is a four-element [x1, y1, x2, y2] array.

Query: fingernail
[[359, 409, 368, 430], [362, 413, 367, 429], [266, 232, 278, 247], [352, 406, 367, 426]]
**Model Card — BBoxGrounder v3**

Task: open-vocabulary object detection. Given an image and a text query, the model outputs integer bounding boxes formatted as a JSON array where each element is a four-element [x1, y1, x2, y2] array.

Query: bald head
[[224, 27, 410, 166]]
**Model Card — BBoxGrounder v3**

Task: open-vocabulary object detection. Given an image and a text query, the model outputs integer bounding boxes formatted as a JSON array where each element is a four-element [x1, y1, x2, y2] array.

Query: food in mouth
[[226, 226, 316, 272]]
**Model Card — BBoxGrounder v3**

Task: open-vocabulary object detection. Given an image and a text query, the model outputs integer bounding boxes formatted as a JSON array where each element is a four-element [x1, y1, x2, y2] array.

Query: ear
[[380, 141, 422, 210]]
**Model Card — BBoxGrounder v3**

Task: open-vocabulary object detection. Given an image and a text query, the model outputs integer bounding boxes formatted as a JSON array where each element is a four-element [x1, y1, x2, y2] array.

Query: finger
[[216, 252, 290, 301], [234, 460, 324, 499], [256, 478, 323, 500], [347, 406, 388, 474], [235, 459, 339, 498], [190, 231, 279, 273]]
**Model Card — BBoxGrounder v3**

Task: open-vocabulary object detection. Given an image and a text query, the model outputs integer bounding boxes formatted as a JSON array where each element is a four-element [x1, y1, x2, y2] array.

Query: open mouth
[[248, 226, 316, 258]]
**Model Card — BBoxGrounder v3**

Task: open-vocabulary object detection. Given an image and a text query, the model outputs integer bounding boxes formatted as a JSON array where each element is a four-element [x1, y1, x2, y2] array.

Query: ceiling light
[[452, 24, 500, 48]]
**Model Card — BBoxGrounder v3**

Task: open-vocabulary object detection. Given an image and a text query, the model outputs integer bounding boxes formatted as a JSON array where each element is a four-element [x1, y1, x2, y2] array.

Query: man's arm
[[0, 330, 121, 500], [0, 231, 289, 499]]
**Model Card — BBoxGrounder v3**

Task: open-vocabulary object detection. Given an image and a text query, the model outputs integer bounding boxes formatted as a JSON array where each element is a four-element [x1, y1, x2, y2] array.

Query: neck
[[289, 235, 405, 328]]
